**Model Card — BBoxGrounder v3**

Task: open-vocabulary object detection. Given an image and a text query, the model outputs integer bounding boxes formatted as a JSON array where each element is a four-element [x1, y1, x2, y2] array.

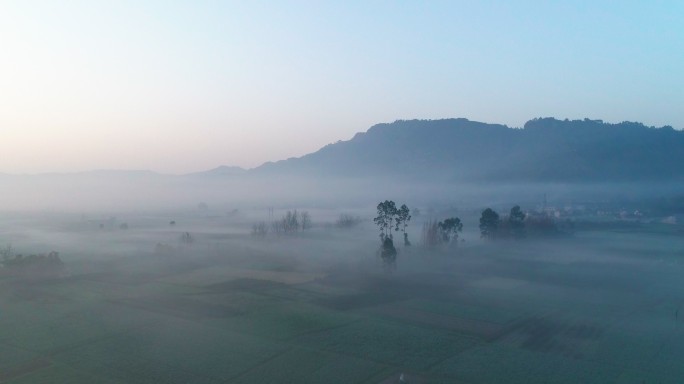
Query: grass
[[1, 216, 684, 383], [294, 318, 483, 371]]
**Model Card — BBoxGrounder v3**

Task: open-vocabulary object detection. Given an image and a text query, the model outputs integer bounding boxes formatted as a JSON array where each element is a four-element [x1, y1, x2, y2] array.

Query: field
[[1, 211, 684, 383]]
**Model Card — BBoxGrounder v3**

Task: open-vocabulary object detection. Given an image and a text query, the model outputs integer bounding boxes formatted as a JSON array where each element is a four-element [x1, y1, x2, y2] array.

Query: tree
[[395, 204, 412, 246], [282, 210, 300, 233], [374, 200, 398, 259], [509, 205, 526, 239], [479, 208, 500, 239], [438, 217, 463, 244], [374, 200, 398, 241]]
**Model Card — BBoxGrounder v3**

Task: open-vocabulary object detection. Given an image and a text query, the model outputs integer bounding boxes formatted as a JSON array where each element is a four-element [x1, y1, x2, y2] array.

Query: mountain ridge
[[1, 117, 681, 183], [252, 117, 683, 182]]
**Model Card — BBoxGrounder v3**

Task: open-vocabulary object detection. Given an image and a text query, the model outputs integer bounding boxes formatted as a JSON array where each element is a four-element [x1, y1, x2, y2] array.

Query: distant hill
[[186, 165, 246, 177], [253, 118, 684, 183]]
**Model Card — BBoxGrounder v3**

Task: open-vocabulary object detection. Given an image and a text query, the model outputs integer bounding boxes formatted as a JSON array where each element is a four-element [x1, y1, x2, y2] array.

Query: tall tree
[[395, 204, 412, 246], [479, 208, 500, 239], [374, 200, 398, 240], [374, 200, 398, 260]]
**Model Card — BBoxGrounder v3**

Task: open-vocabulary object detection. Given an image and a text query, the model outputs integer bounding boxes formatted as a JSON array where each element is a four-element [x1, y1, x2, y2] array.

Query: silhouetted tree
[[438, 217, 463, 244], [374, 200, 398, 241], [509, 205, 526, 239], [479, 208, 500, 239], [374, 200, 398, 258], [396, 204, 412, 246]]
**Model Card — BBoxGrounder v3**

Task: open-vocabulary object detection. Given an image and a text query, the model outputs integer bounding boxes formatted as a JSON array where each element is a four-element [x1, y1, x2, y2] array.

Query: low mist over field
[[2, 1, 683, 383], [2, 197, 684, 383]]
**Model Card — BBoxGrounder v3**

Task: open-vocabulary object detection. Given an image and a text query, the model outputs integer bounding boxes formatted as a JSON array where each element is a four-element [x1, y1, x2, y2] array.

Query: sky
[[1, 1, 683, 174]]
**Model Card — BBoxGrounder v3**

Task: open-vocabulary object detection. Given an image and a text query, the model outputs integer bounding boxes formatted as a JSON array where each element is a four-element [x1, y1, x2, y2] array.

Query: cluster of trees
[[374, 201, 411, 244], [1, 247, 63, 272], [421, 217, 463, 248], [479, 205, 561, 240], [416, 205, 563, 249], [252, 210, 312, 237], [373, 200, 412, 259]]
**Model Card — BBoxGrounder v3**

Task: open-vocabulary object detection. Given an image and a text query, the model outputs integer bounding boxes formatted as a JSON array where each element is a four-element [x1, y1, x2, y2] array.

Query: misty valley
[[2, 112, 684, 384], [2, 195, 684, 383], [3, 0, 682, 381]]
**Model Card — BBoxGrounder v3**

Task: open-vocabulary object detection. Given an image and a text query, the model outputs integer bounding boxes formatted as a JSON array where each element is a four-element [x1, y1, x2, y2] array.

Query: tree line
[[374, 201, 564, 254]]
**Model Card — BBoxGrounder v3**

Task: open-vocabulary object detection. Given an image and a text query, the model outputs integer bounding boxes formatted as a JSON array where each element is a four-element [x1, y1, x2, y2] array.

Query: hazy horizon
[[2, 1, 683, 174]]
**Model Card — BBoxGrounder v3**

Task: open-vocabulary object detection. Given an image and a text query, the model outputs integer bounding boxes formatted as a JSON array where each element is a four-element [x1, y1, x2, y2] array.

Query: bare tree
[[282, 210, 300, 234]]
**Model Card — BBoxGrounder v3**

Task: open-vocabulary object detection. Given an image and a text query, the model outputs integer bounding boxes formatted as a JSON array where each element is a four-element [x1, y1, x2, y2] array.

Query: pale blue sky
[[1, 1, 682, 173]]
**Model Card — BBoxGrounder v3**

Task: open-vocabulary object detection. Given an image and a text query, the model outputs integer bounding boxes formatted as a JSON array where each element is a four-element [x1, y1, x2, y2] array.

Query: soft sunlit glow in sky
[[1, 1, 682, 174]]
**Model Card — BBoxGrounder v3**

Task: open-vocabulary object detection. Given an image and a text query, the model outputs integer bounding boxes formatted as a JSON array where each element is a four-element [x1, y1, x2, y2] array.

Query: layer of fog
[[1, 172, 683, 214]]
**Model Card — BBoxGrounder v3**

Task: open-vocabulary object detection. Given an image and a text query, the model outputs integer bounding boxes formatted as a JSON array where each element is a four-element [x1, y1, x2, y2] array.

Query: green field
[[1, 213, 684, 383]]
